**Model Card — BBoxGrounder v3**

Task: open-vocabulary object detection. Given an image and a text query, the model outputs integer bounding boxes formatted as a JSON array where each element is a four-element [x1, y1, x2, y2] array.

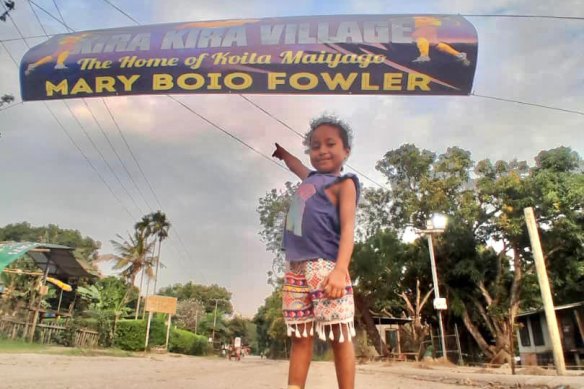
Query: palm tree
[[105, 231, 155, 318], [134, 214, 154, 318], [150, 211, 170, 295]]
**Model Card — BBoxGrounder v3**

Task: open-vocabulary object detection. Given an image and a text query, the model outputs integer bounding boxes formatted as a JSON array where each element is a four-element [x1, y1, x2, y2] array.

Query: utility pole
[[524, 207, 566, 376], [427, 234, 447, 359], [211, 299, 219, 343]]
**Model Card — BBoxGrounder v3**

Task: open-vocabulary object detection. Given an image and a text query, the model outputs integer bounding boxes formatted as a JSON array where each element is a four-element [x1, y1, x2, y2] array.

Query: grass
[[0, 338, 135, 357], [0, 338, 50, 353]]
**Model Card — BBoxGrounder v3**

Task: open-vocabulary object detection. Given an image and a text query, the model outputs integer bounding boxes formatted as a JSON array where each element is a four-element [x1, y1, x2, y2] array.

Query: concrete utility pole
[[524, 207, 566, 376], [427, 233, 447, 359]]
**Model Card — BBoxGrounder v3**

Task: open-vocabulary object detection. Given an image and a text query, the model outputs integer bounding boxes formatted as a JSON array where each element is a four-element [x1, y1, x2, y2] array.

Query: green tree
[[150, 211, 170, 294], [175, 298, 205, 333], [253, 287, 288, 358], [99, 231, 155, 317], [158, 282, 233, 314], [257, 182, 298, 286], [76, 276, 136, 346], [0, 222, 100, 262], [531, 147, 583, 304]]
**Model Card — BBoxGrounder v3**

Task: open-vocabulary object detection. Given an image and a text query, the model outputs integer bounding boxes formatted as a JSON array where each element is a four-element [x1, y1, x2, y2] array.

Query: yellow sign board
[[145, 295, 177, 314]]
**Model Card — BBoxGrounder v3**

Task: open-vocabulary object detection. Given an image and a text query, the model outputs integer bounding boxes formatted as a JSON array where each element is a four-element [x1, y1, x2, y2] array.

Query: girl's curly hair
[[303, 114, 354, 151]]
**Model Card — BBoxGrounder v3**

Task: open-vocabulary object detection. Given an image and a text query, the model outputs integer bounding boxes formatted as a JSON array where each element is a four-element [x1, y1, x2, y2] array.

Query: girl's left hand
[[322, 267, 347, 299]]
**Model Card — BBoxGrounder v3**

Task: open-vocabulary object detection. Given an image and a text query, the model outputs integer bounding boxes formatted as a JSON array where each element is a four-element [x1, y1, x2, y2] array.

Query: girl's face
[[308, 124, 350, 175]]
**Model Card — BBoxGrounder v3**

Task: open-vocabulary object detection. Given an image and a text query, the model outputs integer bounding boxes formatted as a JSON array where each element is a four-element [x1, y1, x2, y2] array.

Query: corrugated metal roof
[[517, 301, 584, 317], [1, 242, 98, 279]]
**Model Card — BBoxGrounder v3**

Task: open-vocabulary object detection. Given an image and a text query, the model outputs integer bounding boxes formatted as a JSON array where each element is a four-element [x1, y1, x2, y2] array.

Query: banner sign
[[0, 242, 39, 273], [20, 14, 477, 100]]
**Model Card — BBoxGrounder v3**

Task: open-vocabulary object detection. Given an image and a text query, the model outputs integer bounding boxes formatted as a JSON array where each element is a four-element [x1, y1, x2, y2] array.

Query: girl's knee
[[291, 335, 313, 347]]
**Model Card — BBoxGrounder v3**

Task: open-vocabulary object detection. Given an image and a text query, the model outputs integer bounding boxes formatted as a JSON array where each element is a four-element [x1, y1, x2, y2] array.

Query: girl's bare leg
[[288, 323, 314, 389], [330, 324, 355, 389]]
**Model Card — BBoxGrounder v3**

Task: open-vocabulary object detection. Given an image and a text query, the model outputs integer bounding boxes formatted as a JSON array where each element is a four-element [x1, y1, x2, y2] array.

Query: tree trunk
[[154, 239, 162, 294], [354, 291, 388, 356], [135, 268, 145, 320], [461, 306, 495, 359]]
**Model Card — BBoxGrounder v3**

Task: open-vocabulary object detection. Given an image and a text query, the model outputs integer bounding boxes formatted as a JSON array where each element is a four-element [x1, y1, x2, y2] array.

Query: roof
[[517, 301, 584, 318], [0, 242, 97, 279]]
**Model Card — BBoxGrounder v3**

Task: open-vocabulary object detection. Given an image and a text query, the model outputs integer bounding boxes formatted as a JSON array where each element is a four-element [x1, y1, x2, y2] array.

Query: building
[[516, 301, 584, 368]]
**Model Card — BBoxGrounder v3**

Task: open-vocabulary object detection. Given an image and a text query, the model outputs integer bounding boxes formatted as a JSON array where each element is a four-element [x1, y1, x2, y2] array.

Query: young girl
[[273, 115, 360, 389]]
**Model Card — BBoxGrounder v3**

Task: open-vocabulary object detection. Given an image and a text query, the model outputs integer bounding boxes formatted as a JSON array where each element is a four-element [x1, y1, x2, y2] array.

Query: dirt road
[[0, 353, 582, 388]]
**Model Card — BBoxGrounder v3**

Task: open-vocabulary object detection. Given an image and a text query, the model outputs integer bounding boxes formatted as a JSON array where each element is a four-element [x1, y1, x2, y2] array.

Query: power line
[[102, 0, 140, 25], [0, 40, 19, 66], [462, 14, 584, 21], [45, 102, 136, 221], [30, 1, 196, 275], [0, 101, 23, 112], [0, 4, 136, 221], [63, 100, 145, 215], [24, 0, 194, 279], [0, 34, 54, 42], [0, 2, 201, 286], [239, 95, 385, 188], [94, 1, 290, 175], [101, 98, 157, 210], [26, 4, 147, 217], [52, 0, 66, 26], [472, 93, 584, 116], [29, 0, 73, 32], [82, 98, 154, 211], [28, 0, 49, 36], [41, 0, 159, 211], [168, 95, 289, 174]]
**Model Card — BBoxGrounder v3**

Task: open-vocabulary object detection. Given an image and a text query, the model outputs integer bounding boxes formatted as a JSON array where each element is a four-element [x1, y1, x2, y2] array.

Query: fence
[[0, 318, 99, 348]]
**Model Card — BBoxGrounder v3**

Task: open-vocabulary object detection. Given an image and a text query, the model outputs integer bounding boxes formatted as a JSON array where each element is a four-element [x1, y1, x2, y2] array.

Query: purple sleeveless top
[[283, 171, 360, 262]]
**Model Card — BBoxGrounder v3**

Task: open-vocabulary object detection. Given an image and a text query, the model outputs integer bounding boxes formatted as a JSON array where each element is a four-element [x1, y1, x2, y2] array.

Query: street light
[[419, 213, 448, 359]]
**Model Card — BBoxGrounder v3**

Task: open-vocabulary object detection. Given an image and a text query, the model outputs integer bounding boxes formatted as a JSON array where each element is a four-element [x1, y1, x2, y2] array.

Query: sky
[[0, 0, 582, 317]]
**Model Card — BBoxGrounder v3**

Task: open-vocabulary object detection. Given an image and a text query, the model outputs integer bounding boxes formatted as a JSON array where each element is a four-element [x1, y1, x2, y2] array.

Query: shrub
[[169, 328, 211, 356], [114, 319, 165, 351], [190, 333, 212, 356], [169, 328, 196, 354]]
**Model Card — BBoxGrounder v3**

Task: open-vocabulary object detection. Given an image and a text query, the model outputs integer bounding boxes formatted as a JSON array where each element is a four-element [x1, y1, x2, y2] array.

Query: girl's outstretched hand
[[272, 143, 286, 160]]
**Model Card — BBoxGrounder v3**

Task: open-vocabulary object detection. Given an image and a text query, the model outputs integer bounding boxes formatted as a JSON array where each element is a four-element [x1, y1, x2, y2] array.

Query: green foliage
[[253, 287, 288, 358], [169, 328, 210, 355], [190, 333, 212, 355], [227, 316, 249, 339], [113, 319, 209, 355], [0, 222, 100, 262], [174, 298, 204, 333], [114, 319, 165, 351], [53, 319, 83, 347], [169, 328, 196, 354], [158, 282, 232, 314], [257, 182, 298, 286]]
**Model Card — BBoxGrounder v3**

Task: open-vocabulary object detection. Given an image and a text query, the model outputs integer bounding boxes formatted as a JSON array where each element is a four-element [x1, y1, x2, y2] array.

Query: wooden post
[[144, 311, 153, 351], [454, 323, 464, 365], [165, 314, 172, 350], [430, 325, 436, 359], [574, 310, 584, 345], [524, 207, 566, 375], [509, 316, 516, 375], [29, 260, 50, 342]]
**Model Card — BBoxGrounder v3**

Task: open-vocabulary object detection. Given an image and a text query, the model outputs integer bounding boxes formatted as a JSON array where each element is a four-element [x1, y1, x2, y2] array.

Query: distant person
[[272, 114, 360, 389]]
